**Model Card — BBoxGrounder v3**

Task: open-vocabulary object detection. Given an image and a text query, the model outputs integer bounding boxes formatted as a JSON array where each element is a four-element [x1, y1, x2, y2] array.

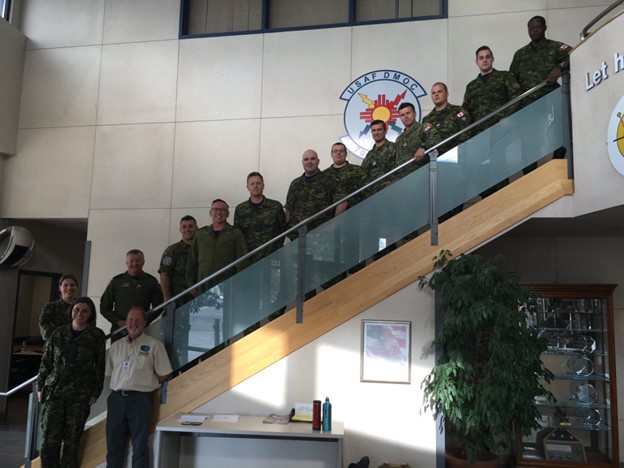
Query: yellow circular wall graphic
[[607, 96, 624, 175]]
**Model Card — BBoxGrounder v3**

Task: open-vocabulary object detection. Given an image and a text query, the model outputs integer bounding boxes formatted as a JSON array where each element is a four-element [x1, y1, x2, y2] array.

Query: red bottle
[[312, 400, 321, 430]]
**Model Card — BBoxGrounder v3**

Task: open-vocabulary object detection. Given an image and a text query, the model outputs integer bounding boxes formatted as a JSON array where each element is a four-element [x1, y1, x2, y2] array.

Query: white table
[[154, 413, 344, 468]]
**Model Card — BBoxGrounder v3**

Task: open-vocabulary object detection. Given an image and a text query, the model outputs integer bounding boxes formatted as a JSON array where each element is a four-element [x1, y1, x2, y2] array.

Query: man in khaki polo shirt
[[106, 307, 172, 468]]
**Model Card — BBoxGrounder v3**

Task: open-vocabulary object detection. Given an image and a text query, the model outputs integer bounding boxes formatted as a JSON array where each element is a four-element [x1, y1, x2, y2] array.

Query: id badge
[[122, 360, 130, 373]]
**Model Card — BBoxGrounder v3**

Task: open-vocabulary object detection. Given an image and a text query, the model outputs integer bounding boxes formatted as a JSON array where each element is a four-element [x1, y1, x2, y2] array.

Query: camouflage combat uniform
[[285, 170, 336, 239], [462, 69, 521, 135], [186, 223, 247, 293], [37, 323, 105, 468], [39, 299, 72, 341], [361, 139, 396, 195], [323, 161, 367, 206], [159, 241, 192, 300], [159, 240, 194, 362], [234, 196, 286, 263], [422, 104, 471, 154], [510, 39, 571, 101], [394, 122, 441, 179], [100, 272, 163, 333]]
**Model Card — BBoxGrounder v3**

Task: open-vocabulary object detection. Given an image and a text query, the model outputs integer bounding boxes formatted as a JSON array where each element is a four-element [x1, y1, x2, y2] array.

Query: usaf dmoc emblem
[[339, 70, 426, 159], [607, 96, 624, 176]]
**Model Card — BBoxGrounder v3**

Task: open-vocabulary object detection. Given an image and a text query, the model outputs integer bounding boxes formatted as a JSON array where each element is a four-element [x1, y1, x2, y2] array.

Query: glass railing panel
[[436, 88, 564, 217], [154, 89, 566, 374]]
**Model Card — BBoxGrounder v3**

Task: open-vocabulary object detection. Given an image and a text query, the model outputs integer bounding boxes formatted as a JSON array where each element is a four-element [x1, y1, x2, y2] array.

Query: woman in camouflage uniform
[[37, 297, 106, 468]]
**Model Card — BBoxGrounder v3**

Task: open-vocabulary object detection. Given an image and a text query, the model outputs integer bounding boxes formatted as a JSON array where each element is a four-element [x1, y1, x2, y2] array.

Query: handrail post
[[24, 382, 40, 467], [296, 225, 307, 324], [561, 72, 574, 180], [163, 301, 176, 356], [429, 149, 439, 246]]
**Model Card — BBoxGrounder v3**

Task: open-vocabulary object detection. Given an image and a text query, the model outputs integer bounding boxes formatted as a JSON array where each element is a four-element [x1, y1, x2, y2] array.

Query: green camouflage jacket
[[422, 104, 471, 154], [462, 69, 521, 134], [510, 39, 571, 100], [37, 323, 105, 402], [159, 240, 192, 298], [39, 299, 72, 341], [323, 162, 367, 206], [234, 197, 285, 262], [285, 170, 336, 238]]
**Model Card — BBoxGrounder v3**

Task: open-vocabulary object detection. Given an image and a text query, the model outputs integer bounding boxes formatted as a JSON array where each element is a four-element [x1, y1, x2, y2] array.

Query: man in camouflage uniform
[[361, 119, 396, 193], [324, 142, 367, 208], [39, 273, 79, 341], [463, 46, 521, 134], [284, 149, 338, 239], [235, 172, 286, 322], [423, 82, 471, 220], [423, 82, 470, 154], [511, 15, 571, 172], [463, 46, 522, 197], [37, 297, 105, 468], [510, 16, 571, 102], [158, 215, 197, 364], [394, 102, 441, 180], [100, 249, 163, 339], [234, 172, 285, 263]]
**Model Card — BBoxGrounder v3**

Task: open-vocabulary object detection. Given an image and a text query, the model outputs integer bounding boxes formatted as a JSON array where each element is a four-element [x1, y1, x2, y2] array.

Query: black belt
[[114, 389, 145, 397]]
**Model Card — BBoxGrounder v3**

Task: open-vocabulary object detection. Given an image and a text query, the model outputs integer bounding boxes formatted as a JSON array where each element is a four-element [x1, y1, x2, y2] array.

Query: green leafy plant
[[420, 250, 553, 463]]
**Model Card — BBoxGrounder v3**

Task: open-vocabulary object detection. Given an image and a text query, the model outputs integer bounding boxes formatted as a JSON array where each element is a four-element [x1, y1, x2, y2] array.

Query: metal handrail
[[580, 0, 624, 39], [0, 375, 37, 397]]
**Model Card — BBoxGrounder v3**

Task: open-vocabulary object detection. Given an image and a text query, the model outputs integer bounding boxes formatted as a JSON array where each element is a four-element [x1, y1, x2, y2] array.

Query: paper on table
[[178, 415, 206, 423], [212, 414, 240, 423]]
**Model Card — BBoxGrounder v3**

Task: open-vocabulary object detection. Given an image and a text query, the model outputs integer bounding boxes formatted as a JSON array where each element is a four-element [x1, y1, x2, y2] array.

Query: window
[[181, 0, 446, 37], [1, 0, 11, 21]]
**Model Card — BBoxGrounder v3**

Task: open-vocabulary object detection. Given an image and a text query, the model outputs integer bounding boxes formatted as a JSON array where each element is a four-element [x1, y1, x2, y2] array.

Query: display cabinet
[[517, 284, 619, 467]]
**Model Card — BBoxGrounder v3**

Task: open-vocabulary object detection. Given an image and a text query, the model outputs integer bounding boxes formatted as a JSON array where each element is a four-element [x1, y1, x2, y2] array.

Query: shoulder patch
[[161, 256, 173, 266], [456, 110, 466, 119], [559, 43, 570, 51], [423, 123, 433, 132]]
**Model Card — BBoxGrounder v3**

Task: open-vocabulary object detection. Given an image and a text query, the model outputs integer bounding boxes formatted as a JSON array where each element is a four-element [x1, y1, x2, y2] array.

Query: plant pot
[[445, 449, 498, 468]]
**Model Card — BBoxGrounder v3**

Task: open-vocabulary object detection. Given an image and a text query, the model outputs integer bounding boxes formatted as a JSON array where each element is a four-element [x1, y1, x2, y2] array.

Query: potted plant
[[419, 251, 553, 466]]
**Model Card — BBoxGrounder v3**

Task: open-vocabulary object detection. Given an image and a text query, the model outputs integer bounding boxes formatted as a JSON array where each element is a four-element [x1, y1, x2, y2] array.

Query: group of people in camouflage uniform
[[34, 14, 570, 468]]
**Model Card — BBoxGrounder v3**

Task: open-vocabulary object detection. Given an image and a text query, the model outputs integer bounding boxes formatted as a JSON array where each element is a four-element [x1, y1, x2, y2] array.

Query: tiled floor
[[0, 395, 29, 468]]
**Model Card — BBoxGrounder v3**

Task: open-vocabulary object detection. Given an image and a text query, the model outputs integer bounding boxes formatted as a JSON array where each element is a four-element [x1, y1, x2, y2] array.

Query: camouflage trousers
[[40, 395, 91, 468]]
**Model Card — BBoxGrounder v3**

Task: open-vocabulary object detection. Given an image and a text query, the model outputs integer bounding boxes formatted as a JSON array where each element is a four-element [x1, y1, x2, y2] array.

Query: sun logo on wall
[[607, 96, 624, 176], [339, 70, 426, 159]]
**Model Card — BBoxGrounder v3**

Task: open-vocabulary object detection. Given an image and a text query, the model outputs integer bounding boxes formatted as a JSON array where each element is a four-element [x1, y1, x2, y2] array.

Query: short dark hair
[[126, 249, 144, 257], [370, 119, 386, 130], [247, 171, 264, 182], [211, 199, 229, 210], [398, 102, 415, 112], [331, 142, 347, 151], [432, 82, 448, 92], [528, 15, 546, 27], [180, 215, 196, 223], [72, 297, 97, 325], [58, 273, 79, 287], [476, 45, 492, 57]]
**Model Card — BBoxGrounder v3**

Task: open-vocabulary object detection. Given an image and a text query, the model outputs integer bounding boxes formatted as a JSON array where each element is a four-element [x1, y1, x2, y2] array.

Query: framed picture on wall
[[360, 320, 411, 383]]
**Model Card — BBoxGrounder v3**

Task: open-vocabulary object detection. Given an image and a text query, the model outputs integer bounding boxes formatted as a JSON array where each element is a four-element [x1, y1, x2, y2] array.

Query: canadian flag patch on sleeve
[[559, 43, 570, 51], [423, 123, 433, 132]]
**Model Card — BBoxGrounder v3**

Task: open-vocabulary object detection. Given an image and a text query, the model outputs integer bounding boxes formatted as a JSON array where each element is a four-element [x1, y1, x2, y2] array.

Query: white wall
[[0, 18, 26, 156]]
